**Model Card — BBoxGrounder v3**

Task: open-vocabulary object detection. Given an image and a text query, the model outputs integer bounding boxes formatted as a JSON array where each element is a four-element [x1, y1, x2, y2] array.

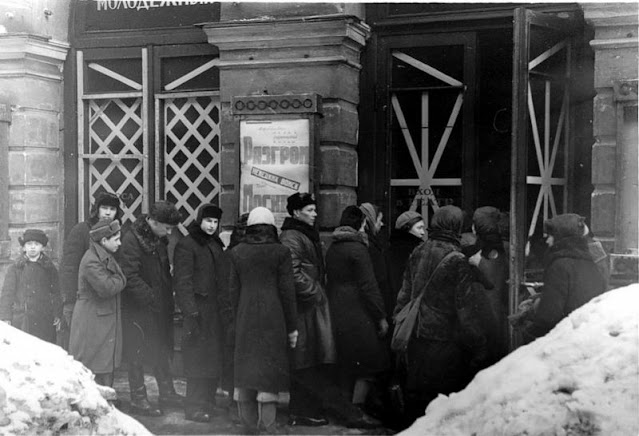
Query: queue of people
[[0, 190, 609, 433]]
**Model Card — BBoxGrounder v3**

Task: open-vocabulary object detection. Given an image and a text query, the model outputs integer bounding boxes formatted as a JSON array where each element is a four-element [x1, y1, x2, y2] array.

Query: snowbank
[[402, 284, 639, 436], [0, 322, 151, 435]]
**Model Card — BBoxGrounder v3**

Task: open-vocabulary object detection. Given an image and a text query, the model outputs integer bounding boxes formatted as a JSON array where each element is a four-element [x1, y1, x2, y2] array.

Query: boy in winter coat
[[523, 214, 606, 340], [0, 229, 61, 343], [59, 192, 122, 348], [69, 219, 126, 388], [173, 204, 233, 423]]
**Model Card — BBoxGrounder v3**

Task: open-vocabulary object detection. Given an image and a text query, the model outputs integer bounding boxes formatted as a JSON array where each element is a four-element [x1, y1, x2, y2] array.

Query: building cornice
[[582, 3, 639, 27], [0, 34, 69, 64]]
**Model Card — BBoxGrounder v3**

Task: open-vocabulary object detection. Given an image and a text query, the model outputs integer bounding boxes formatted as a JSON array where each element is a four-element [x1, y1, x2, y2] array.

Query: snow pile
[[403, 284, 639, 436], [0, 322, 150, 435]]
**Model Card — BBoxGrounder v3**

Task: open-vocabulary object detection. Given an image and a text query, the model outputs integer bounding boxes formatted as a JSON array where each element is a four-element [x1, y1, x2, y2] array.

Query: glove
[[183, 313, 201, 338], [288, 330, 299, 349], [378, 318, 389, 338], [63, 303, 74, 327]]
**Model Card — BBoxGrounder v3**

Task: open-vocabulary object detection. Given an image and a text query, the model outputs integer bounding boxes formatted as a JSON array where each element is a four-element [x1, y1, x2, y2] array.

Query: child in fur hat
[[0, 229, 61, 343]]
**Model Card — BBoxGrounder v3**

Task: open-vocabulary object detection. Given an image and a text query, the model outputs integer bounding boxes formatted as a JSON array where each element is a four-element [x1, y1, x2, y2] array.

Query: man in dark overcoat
[[280, 193, 376, 428], [173, 204, 233, 423], [119, 201, 183, 416], [59, 192, 122, 349]]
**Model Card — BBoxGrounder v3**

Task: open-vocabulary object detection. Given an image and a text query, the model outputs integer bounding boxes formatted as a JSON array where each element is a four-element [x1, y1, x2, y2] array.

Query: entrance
[[360, 4, 590, 349]]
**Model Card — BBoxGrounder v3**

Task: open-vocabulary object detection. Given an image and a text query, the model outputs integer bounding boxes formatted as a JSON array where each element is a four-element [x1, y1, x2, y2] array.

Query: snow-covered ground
[[402, 283, 639, 436], [0, 322, 150, 435]]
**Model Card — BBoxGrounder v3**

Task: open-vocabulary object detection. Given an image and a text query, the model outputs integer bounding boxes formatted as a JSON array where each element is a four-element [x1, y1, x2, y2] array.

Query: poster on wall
[[240, 119, 310, 227]]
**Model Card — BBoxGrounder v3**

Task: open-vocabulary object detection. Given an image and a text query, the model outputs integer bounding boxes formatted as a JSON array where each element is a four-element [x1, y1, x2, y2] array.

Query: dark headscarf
[[473, 206, 504, 256], [428, 205, 463, 244]]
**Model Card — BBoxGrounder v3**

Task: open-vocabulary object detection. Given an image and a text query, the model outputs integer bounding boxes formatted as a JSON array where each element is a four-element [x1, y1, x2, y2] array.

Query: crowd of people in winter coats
[[0, 190, 610, 433]]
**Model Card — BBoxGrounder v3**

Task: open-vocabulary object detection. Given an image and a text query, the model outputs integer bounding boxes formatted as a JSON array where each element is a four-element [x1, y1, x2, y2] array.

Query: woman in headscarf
[[394, 205, 487, 425], [326, 206, 390, 414]]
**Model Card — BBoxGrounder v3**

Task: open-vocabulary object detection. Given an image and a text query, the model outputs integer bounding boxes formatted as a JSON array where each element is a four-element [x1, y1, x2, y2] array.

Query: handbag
[[391, 251, 455, 353]]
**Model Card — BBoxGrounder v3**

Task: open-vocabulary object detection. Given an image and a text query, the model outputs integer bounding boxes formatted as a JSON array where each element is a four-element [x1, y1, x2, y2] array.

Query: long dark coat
[[69, 241, 127, 373], [118, 216, 175, 365], [229, 224, 297, 394], [388, 230, 422, 315], [395, 230, 488, 386], [365, 231, 393, 321], [525, 236, 606, 339], [60, 221, 92, 306], [325, 226, 390, 376], [173, 224, 232, 379], [0, 254, 61, 343], [280, 217, 336, 369]]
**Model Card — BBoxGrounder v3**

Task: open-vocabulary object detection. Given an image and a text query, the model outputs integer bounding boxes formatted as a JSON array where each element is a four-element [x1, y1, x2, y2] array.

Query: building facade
[[0, 1, 637, 321]]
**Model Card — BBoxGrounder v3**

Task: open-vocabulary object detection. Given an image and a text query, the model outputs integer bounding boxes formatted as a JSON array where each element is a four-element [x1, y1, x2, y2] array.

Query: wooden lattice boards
[[163, 96, 220, 228]]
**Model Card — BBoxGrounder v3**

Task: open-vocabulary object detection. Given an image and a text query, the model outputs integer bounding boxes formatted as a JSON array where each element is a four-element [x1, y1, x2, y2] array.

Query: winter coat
[[60, 221, 91, 306], [365, 231, 392, 321], [326, 226, 390, 376], [388, 230, 422, 314], [118, 215, 175, 365], [173, 224, 233, 379], [69, 241, 126, 373], [229, 224, 297, 394], [0, 254, 61, 343], [280, 217, 336, 369], [525, 236, 606, 339], [395, 232, 488, 372]]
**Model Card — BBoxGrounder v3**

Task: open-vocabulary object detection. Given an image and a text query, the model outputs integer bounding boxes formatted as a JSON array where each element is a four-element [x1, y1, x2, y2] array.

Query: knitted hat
[[196, 203, 222, 223], [544, 213, 585, 241], [286, 192, 316, 216], [395, 211, 423, 230], [247, 207, 275, 226], [19, 229, 48, 247], [149, 201, 182, 225], [339, 205, 365, 230], [94, 191, 120, 209], [90, 219, 121, 242]]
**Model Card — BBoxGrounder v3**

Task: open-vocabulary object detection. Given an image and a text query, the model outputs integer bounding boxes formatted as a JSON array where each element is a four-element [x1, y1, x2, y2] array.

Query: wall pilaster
[[0, 34, 69, 261], [583, 3, 639, 284], [202, 15, 370, 228]]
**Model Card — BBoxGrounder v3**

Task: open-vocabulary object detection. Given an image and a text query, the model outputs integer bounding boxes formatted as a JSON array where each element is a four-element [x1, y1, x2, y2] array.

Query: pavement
[[112, 371, 395, 435]]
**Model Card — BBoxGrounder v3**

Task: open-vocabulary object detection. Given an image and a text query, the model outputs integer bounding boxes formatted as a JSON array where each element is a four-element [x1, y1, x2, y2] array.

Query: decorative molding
[[613, 80, 638, 102], [218, 56, 362, 71], [590, 37, 639, 51], [232, 93, 322, 115], [0, 34, 69, 82], [582, 3, 639, 27]]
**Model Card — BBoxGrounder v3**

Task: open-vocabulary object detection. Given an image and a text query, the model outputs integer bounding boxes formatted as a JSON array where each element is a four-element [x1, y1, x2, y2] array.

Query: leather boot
[[237, 400, 259, 434], [258, 401, 286, 434], [156, 364, 184, 408], [129, 365, 162, 417]]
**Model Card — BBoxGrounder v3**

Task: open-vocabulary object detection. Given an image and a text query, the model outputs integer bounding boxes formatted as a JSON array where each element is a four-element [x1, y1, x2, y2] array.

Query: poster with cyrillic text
[[240, 119, 310, 227]]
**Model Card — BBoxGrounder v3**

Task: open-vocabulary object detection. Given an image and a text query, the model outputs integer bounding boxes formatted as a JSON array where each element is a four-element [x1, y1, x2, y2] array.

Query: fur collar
[[15, 252, 56, 271], [331, 226, 369, 246], [245, 224, 279, 244], [132, 215, 166, 254], [187, 222, 224, 248], [544, 236, 592, 267], [281, 217, 319, 242]]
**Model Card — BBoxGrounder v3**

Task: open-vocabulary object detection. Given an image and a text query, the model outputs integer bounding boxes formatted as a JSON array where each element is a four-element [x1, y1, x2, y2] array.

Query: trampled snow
[[0, 322, 151, 435], [401, 284, 639, 436]]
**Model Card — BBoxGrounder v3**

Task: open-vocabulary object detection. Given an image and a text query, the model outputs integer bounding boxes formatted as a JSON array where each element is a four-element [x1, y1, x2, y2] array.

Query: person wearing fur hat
[[119, 201, 183, 416], [227, 206, 298, 434], [523, 213, 606, 340], [388, 211, 425, 313], [325, 206, 390, 420], [173, 203, 233, 423], [394, 205, 487, 425], [0, 229, 61, 343], [69, 219, 126, 388], [59, 191, 123, 348]]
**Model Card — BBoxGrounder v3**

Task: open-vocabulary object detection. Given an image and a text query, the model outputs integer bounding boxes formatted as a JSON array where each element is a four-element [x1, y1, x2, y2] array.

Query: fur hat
[[395, 211, 422, 231], [339, 205, 365, 230], [149, 201, 182, 225], [19, 229, 48, 247], [90, 219, 121, 242], [196, 203, 222, 223], [286, 192, 316, 216], [247, 207, 275, 226], [94, 191, 120, 209], [544, 213, 585, 241]]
